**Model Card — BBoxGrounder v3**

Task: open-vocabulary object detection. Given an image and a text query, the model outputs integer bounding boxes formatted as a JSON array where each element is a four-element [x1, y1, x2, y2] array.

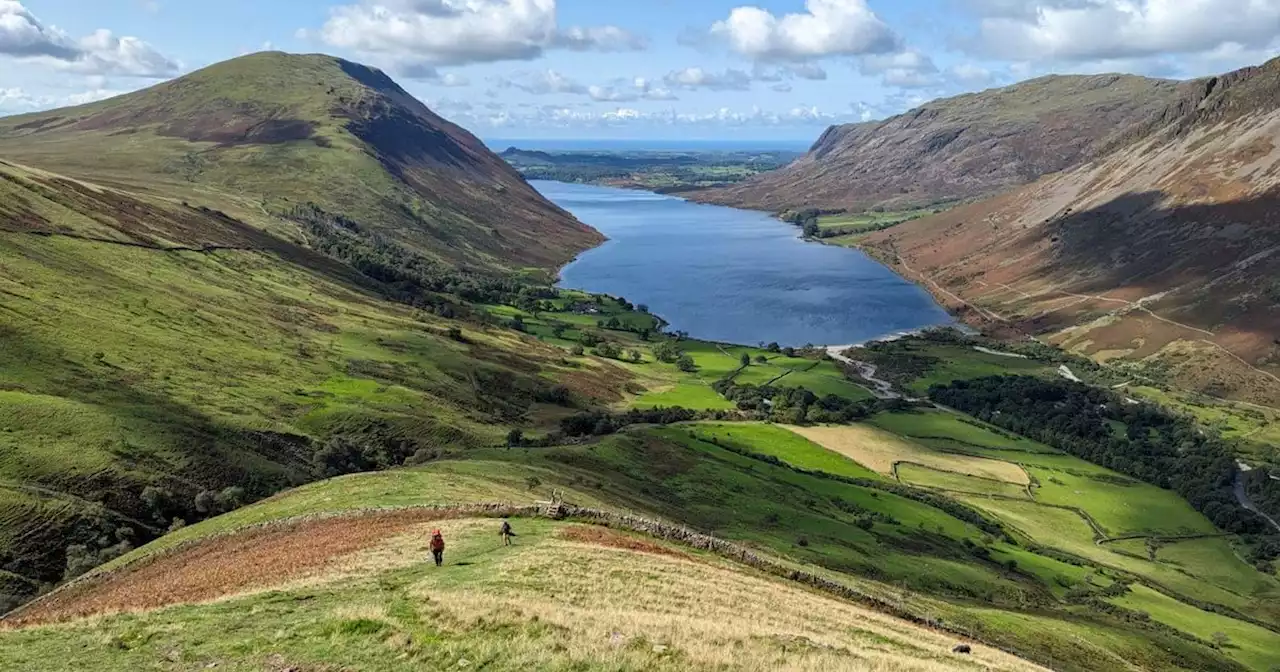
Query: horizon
[[2, 1, 1277, 141]]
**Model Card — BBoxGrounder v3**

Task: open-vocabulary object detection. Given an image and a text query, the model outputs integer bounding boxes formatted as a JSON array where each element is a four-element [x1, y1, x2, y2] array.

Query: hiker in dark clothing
[[500, 520, 515, 546], [429, 529, 445, 566]]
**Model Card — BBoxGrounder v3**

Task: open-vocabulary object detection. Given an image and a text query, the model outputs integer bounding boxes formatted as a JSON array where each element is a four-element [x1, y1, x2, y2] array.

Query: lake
[[537, 181, 954, 347]]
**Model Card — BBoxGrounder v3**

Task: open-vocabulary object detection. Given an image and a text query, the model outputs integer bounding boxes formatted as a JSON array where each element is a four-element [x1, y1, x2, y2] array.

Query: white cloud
[[553, 25, 646, 51], [0, 85, 125, 113], [708, 0, 898, 62], [949, 62, 995, 86], [664, 67, 753, 91], [859, 50, 941, 88], [396, 61, 471, 85], [964, 0, 1280, 63], [0, 1, 176, 76], [316, 0, 644, 67], [498, 69, 586, 95], [632, 77, 678, 101], [442, 100, 863, 130]]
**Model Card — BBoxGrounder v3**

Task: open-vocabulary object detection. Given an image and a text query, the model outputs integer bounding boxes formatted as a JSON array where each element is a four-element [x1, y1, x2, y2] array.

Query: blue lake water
[[535, 181, 954, 347]]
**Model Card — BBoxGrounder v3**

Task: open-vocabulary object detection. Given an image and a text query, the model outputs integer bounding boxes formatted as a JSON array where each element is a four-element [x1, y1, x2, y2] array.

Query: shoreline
[[541, 179, 963, 350]]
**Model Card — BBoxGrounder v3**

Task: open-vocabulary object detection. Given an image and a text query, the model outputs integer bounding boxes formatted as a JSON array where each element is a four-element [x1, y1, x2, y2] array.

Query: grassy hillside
[[0, 52, 602, 271], [0, 155, 622, 608], [6, 426, 1273, 671]]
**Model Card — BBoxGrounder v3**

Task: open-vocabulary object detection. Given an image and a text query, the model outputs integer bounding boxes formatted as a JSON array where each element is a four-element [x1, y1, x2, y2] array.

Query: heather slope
[[860, 57, 1280, 405], [0, 51, 602, 270], [693, 74, 1182, 212]]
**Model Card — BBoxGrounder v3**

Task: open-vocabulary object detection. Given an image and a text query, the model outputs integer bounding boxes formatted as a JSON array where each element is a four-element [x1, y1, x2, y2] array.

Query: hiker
[[429, 529, 445, 567], [500, 520, 516, 546]]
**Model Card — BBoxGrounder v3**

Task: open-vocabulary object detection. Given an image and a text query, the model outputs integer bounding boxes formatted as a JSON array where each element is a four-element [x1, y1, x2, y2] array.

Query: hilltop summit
[[0, 52, 602, 269]]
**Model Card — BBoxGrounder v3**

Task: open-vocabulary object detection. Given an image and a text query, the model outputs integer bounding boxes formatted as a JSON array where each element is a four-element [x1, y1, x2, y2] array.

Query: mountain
[[0, 53, 615, 610], [860, 58, 1280, 405], [0, 52, 602, 270], [691, 74, 1183, 212]]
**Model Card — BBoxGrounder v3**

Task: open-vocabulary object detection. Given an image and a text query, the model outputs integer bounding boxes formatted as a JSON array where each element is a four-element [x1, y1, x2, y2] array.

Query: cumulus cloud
[[316, 0, 644, 67], [0, 1, 177, 76], [963, 0, 1280, 63], [708, 0, 898, 62]]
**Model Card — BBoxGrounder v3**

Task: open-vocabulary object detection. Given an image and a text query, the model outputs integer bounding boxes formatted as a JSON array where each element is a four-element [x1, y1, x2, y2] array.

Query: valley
[[0, 40, 1279, 672]]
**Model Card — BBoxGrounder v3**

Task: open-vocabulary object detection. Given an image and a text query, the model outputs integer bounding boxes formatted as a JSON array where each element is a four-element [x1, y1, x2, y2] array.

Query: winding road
[[1235, 466, 1280, 533], [826, 345, 916, 401]]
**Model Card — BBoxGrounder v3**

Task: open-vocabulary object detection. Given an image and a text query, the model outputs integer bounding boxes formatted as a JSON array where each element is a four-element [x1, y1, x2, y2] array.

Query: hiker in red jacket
[[429, 529, 445, 567]]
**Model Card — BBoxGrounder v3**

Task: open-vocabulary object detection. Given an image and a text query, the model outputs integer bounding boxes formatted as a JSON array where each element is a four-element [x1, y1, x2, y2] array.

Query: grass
[[868, 410, 1056, 454], [854, 340, 1053, 396], [1156, 537, 1279, 598], [897, 464, 1029, 499], [683, 422, 881, 480], [0, 519, 1043, 672], [11, 426, 1273, 671], [955, 496, 1271, 619], [816, 208, 938, 236], [0, 194, 622, 595], [95, 461, 608, 570], [0, 53, 600, 271], [1111, 585, 1280, 671], [787, 424, 1030, 484], [1028, 467, 1214, 537]]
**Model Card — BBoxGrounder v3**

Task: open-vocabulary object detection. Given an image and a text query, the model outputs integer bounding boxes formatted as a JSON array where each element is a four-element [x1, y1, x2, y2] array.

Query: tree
[[637, 304, 649, 313], [653, 340, 682, 363], [754, 355, 768, 364], [140, 486, 170, 519], [218, 486, 246, 509], [570, 344, 585, 356], [1211, 632, 1231, 648], [766, 342, 781, 353], [446, 326, 465, 342], [194, 490, 218, 514], [803, 220, 820, 238], [506, 428, 524, 447], [740, 353, 751, 368], [676, 354, 697, 373], [509, 315, 526, 332], [628, 349, 643, 363]]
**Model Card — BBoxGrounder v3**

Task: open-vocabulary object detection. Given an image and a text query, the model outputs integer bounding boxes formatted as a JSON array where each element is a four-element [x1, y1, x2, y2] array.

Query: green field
[[684, 422, 881, 480], [1029, 467, 1214, 537], [1112, 585, 1280, 671]]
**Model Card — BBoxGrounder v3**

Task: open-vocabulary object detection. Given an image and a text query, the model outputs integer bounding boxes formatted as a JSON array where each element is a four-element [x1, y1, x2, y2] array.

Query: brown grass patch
[[787, 425, 1029, 485], [3, 509, 473, 629], [558, 525, 692, 560]]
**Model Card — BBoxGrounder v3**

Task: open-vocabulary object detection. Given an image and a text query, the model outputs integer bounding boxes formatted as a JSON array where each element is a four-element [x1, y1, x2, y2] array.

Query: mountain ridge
[[860, 57, 1280, 405], [0, 51, 603, 271], [690, 73, 1184, 213]]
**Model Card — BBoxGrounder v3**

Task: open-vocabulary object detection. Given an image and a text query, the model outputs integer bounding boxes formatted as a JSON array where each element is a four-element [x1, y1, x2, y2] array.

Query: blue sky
[[3, 1, 1279, 142]]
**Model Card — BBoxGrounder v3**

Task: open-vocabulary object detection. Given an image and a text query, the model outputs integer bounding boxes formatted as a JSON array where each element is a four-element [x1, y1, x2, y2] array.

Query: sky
[[2, 0, 1279, 142]]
